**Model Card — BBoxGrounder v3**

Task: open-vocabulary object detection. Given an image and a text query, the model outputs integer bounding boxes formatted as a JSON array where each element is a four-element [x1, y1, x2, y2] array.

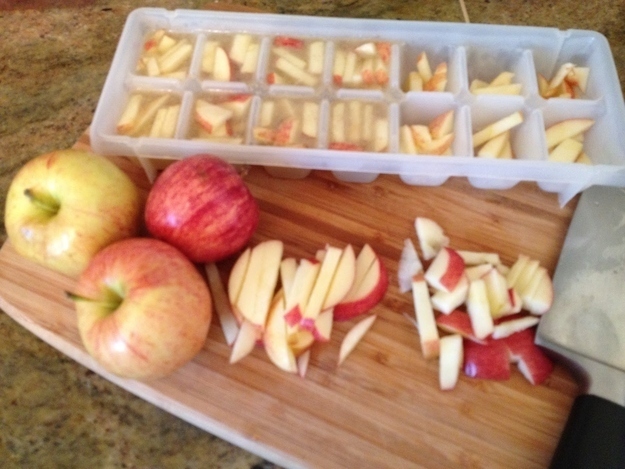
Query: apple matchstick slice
[[312, 308, 334, 342], [439, 334, 463, 391], [337, 315, 377, 366], [412, 273, 440, 359], [472, 111, 523, 148], [195, 99, 234, 133], [456, 250, 501, 266], [544, 118, 594, 150], [520, 266, 554, 315], [415, 217, 449, 260], [492, 315, 540, 339], [466, 279, 495, 340], [205, 263, 240, 346]]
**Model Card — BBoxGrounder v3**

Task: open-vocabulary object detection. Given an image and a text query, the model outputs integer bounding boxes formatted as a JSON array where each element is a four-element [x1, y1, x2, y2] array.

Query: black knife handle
[[550, 394, 625, 469]]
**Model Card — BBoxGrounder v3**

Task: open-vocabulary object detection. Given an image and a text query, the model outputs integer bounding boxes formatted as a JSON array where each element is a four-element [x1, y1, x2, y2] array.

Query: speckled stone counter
[[1, 1, 624, 468]]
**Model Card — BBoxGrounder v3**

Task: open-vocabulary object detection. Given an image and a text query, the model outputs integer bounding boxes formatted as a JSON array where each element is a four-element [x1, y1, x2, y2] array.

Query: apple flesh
[[70, 238, 212, 380], [144, 155, 259, 263], [5, 149, 142, 277]]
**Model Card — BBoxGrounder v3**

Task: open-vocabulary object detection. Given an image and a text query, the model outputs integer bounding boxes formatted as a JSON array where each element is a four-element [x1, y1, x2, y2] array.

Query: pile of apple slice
[[405, 52, 448, 92], [253, 98, 319, 147], [193, 94, 252, 144], [267, 36, 324, 87], [538, 62, 590, 99], [472, 111, 524, 159], [206, 240, 388, 377], [470, 71, 522, 96], [328, 100, 389, 152], [116, 93, 180, 138], [202, 33, 260, 82], [333, 41, 391, 88], [399, 109, 454, 155], [545, 118, 595, 164], [137, 30, 193, 78], [399, 217, 554, 391]]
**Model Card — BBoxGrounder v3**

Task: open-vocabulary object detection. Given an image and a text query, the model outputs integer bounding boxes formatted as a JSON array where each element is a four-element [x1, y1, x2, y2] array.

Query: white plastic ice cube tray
[[90, 7, 625, 205]]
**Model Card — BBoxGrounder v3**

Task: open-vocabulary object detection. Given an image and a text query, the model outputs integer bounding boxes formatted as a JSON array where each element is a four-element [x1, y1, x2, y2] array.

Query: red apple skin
[[145, 155, 259, 263], [333, 256, 388, 322], [73, 238, 213, 380], [463, 339, 511, 381]]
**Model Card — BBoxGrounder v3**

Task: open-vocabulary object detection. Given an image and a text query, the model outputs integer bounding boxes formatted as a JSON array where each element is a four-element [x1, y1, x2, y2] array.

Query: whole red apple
[[71, 238, 212, 380], [144, 155, 259, 263]]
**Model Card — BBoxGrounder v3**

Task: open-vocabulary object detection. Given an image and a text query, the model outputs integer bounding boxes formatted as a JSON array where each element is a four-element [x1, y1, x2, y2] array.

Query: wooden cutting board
[[0, 128, 580, 468]]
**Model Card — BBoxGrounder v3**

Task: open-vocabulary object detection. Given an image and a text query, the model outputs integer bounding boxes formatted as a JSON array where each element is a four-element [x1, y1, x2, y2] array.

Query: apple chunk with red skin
[[70, 238, 212, 380], [425, 247, 466, 293], [145, 155, 259, 263], [5, 149, 143, 277], [333, 244, 388, 321]]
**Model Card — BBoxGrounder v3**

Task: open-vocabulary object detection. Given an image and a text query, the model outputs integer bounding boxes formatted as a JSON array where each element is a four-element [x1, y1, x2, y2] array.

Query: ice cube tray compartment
[[90, 8, 625, 205]]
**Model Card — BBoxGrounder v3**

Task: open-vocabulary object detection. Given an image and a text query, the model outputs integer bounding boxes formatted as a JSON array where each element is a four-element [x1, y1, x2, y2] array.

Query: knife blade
[[536, 185, 625, 469]]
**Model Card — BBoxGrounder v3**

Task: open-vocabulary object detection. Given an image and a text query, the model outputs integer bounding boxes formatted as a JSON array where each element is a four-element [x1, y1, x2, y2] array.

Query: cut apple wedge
[[435, 309, 488, 345], [430, 274, 469, 314], [428, 109, 454, 140], [439, 334, 463, 391], [412, 273, 440, 359], [397, 238, 423, 294], [283, 257, 321, 327], [300, 246, 344, 330], [230, 318, 262, 364], [337, 315, 377, 366], [231, 240, 284, 327], [195, 99, 233, 133], [415, 217, 450, 260], [312, 308, 334, 342], [321, 244, 356, 310], [263, 290, 298, 373], [333, 244, 388, 321], [297, 349, 311, 378], [205, 263, 240, 346], [502, 328, 553, 385], [463, 338, 511, 380], [425, 247, 466, 293]]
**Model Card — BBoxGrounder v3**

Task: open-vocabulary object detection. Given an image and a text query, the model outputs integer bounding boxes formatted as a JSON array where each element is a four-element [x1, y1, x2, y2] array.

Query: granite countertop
[[1, 1, 624, 468]]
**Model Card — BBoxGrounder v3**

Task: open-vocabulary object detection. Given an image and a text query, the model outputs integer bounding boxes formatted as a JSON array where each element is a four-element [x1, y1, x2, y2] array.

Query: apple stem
[[65, 291, 123, 311], [24, 188, 60, 215]]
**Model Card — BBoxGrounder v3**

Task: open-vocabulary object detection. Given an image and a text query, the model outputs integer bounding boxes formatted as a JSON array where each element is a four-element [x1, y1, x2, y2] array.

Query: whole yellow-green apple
[[4, 149, 143, 277], [70, 237, 213, 380]]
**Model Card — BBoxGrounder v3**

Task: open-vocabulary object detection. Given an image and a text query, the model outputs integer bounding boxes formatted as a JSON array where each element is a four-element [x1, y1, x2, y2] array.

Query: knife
[[536, 185, 625, 468]]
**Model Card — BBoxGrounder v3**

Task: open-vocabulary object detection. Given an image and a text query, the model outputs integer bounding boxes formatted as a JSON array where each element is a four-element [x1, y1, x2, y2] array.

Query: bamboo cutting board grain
[[0, 129, 580, 468]]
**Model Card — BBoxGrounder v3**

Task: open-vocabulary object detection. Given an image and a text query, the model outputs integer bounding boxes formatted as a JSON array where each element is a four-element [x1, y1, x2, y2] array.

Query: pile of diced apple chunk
[[399, 217, 554, 390]]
